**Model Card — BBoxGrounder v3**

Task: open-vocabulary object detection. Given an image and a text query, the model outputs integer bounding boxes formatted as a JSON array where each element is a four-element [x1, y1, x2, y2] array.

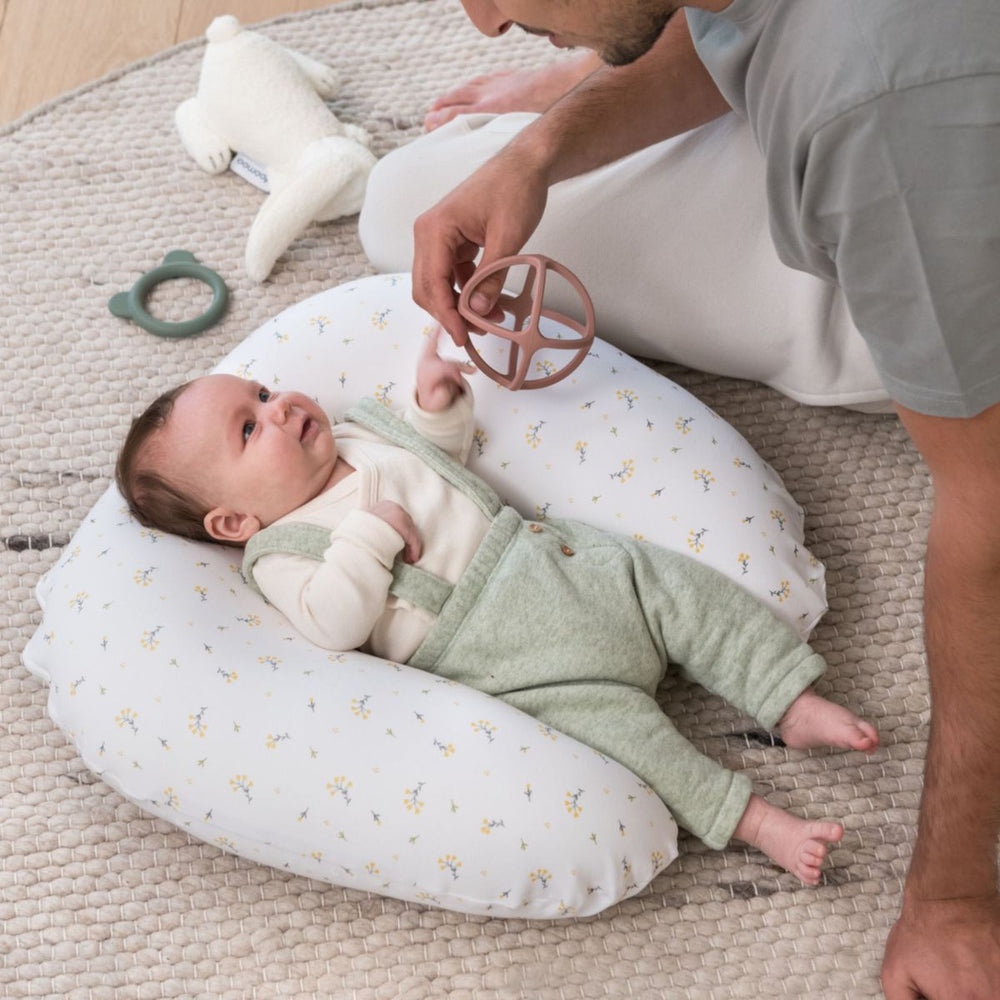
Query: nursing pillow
[[23, 273, 827, 918]]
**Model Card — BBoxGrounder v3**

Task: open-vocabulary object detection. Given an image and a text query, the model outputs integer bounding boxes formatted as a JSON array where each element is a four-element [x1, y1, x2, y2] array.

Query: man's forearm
[[895, 403, 1000, 900], [907, 523, 1000, 898], [880, 467, 1000, 995], [508, 13, 731, 188]]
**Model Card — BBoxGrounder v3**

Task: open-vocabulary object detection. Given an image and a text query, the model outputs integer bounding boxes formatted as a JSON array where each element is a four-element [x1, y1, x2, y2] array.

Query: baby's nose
[[267, 396, 292, 424]]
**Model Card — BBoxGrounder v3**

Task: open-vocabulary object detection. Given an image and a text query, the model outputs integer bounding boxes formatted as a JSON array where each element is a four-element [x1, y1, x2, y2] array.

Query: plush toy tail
[[244, 136, 377, 282], [206, 15, 242, 43]]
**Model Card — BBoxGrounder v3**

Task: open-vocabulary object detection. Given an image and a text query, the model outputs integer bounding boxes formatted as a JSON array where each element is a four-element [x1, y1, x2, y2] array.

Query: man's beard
[[601, 8, 677, 66]]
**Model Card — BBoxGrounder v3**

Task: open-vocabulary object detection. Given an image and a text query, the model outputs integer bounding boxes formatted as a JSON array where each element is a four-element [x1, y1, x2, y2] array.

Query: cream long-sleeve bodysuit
[[252, 386, 490, 662]]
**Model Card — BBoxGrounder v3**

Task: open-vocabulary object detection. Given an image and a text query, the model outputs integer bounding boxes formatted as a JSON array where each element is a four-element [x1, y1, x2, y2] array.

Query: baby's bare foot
[[733, 794, 843, 885], [777, 687, 879, 753]]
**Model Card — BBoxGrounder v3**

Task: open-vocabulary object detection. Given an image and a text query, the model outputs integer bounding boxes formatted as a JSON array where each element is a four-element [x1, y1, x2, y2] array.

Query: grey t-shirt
[[687, 0, 1000, 417]]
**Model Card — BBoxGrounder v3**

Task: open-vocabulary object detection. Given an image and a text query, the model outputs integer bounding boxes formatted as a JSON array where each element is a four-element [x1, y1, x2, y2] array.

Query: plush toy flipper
[[175, 97, 233, 175], [245, 136, 376, 282], [340, 122, 373, 149], [287, 49, 341, 100]]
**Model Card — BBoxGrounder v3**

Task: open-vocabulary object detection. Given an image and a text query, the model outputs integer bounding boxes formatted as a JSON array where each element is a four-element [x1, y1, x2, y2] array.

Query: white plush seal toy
[[175, 15, 377, 282]]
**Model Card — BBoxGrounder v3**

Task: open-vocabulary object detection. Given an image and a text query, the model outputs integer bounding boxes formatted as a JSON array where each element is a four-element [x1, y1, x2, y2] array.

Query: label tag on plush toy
[[229, 152, 270, 193]]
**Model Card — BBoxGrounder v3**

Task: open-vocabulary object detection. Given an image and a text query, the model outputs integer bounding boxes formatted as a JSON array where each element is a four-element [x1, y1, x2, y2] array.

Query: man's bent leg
[[360, 112, 890, 409]]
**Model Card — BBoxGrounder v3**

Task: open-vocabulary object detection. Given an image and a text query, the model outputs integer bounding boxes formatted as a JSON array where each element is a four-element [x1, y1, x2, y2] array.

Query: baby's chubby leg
[[622, 540, 881, 753], [504, 681, 849, 884], [733, 794, 844, 886]]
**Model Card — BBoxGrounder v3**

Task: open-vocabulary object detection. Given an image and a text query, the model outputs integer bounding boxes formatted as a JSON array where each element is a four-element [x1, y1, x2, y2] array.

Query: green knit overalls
[[244, 400, 825, 849]]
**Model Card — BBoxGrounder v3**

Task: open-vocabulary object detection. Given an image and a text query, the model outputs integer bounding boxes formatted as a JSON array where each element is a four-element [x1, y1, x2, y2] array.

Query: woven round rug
[[1, 1, 928, 997]]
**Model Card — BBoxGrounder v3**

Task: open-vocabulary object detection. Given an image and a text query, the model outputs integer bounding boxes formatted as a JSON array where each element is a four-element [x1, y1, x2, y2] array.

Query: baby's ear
[[204, 508, 260, 544]]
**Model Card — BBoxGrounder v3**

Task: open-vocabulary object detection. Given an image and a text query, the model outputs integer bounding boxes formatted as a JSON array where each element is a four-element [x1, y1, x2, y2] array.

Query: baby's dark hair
[[115, 381, 214, 543]]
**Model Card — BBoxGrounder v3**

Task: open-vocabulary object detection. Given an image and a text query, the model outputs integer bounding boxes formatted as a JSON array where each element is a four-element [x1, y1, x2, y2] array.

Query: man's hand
[[367, 500, 421, 564], [882, 894, 1000, 999], [411, 14, 728, 349], [415, 326, 476, 412], [412, 139, 550, 347]]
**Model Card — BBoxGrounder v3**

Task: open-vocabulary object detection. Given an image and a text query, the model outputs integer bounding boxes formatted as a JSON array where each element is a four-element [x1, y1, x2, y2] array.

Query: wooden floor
[[0, 0, 335, 125]]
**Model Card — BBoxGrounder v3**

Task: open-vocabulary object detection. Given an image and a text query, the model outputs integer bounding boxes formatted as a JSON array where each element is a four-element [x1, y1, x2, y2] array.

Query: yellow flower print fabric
[[24, 273, 827, 918]]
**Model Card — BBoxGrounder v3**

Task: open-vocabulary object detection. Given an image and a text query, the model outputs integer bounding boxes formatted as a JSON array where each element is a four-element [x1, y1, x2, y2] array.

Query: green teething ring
[[109, 250, 229, 338]]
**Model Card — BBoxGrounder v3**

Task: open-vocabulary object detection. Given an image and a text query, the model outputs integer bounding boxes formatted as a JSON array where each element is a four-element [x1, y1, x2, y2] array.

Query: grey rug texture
[[1, 1, 926, 996]]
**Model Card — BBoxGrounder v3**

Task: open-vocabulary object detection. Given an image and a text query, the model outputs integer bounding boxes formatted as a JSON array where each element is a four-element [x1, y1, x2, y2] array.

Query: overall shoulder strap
[[243, 522, 332, 593], [242, 520, 453, 616], [346, 398, 501, 519]]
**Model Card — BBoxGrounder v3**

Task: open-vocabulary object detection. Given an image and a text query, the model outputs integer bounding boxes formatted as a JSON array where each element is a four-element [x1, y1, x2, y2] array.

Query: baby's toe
[[817, 822, 844, 844], [857, 722, 880, 751], [798, 865, 822, 885], [802, 843, 827, 864]]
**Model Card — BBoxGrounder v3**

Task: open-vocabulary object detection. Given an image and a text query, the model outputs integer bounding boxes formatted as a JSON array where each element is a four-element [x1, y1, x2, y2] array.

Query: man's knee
[[359, 150, 423, 271], [360, 115, 533, 272]]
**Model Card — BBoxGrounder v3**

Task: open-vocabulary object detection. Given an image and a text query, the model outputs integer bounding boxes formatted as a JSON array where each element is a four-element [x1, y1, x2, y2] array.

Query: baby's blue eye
[[258, 387, 271, 402], [242, 420, 255, 442]]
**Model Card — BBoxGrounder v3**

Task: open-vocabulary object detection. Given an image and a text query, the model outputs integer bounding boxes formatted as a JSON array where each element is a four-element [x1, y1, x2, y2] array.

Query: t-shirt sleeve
[[799, 75, 1000, 416]]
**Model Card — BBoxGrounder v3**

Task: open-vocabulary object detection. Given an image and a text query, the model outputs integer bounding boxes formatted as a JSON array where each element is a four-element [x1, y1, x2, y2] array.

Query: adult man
[[402, 2, 1000, 997]]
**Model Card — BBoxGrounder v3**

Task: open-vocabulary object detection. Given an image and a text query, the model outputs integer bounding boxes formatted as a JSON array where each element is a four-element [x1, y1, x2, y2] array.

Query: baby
[[117, 331, 879, 884]]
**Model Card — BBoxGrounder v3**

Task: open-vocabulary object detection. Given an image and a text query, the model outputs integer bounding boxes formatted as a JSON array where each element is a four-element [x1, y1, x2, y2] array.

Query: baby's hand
[[416, 326, 476, 412], [367, 500, 422, 563]]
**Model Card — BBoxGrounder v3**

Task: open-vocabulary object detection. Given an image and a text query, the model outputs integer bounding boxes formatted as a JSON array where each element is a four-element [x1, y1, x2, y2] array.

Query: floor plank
[[0, 0, 333, 125], [176, 0, 328, 41], [0, 0, 181, 124]]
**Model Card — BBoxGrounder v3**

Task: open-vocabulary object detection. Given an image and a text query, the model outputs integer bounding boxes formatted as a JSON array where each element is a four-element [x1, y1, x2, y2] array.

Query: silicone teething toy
[[109, 250, 229, 339], [457, 254, 595, 390]]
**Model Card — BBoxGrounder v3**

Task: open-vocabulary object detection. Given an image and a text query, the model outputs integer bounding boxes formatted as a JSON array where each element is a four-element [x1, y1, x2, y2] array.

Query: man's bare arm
[[411, 13, 730, 344], [882, 400, 1000, 999], [528, 12, 730, 183]]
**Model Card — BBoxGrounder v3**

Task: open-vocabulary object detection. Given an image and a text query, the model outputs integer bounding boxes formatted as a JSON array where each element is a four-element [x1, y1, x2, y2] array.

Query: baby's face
[[156, 374, 339, 541]]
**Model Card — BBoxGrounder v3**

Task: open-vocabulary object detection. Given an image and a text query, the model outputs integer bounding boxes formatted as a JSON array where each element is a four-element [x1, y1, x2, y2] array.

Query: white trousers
[[359, 112, 892, 411]]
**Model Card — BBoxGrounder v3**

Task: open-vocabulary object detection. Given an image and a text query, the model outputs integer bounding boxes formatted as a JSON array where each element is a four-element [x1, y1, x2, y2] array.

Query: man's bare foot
[[733, 794, 844, 885], [424, 53, 602, 131], [777, 687, 880, 753]]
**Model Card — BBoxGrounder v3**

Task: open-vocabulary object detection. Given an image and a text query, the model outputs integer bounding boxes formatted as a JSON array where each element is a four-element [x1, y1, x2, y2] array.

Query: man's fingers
[[880, 973, 919, 1000], [880, 922, 929, 1000], [466, 261, 511, 319], [453, 259, 477, 290], [412, 218, 472, 346], [451, 259, 498, 332], [412, 142, 546, 344]]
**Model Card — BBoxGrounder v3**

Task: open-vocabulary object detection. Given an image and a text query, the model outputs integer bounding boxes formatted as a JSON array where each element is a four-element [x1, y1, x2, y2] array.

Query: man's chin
[[601, 40, 656, 67], [601, 15, 675, 67]]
